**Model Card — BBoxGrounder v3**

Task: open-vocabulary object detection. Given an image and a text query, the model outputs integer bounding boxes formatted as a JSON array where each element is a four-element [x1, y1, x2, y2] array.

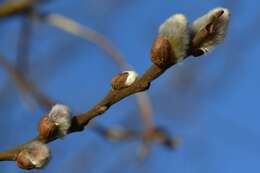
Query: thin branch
[[33, 12, 130, 69], [0, 2, 157, 153], [0, 152, 16, 161], [0, 55, 177, 154], [89, 123, 139, 140], [16, 15, 33, 74], [31, 11, 156, 130], [0, 57, 55, 110], [0, 5, 230, 168], [91, 123, 178, 148], [71, 64, 163, 131], [136, 93, 154, 129], [0, 50, 180, 161], [13, 15, 36, 112], [0, 0, 36, 17]]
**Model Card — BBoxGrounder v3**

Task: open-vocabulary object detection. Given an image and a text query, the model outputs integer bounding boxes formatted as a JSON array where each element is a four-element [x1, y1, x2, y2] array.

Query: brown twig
[[0, 5, 230, 168], [1, 2, 157, 155], [91, 123, 178, 149], [0, 0, 36, 17], [0, 49, 180, 161], [71, 64, 164, 130], [31, 11, 156, 134], [0, 55, 177, 158]]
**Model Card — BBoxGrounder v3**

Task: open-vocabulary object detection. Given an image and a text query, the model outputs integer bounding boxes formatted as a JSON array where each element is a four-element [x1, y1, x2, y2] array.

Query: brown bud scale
[[111, 72, 129, 90], [38, 115, 57, 140], [16, 151, 35, 170], [150, 36, 175, 68]]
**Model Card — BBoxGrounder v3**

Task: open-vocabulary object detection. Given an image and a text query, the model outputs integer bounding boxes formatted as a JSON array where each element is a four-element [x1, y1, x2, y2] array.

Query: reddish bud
[[150, 36, 175, 68], [38, 115, 57, 140], [16, 150, 35, 170], [16, 141, 51, 170], [111, 71, 138, 90]]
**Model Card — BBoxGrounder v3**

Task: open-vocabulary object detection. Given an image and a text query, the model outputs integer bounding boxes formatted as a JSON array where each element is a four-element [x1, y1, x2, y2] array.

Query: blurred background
[[0, 0, 260, 173]]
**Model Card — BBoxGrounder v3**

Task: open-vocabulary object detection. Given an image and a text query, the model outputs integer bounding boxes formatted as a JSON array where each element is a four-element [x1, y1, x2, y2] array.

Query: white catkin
[[124, 71, 138, 86], [192, 7, 230, 52], [26, 141, 51, 168], [159, 14, 190, 62], [48, 104, 71, 136]]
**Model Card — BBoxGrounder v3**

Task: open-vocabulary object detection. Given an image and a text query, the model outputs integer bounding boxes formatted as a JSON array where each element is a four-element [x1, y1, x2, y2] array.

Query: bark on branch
[[0, 54, 180, 162]]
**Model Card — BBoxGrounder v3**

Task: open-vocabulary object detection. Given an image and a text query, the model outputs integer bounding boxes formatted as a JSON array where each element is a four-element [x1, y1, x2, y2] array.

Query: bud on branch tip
[[152, 7, 230, 59], [191, 7, 230, 56]]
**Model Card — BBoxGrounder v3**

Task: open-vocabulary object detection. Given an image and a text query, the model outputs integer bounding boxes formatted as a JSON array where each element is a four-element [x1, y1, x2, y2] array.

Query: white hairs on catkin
[[48, 104, 72, 136], [192, 7, 230, 52], [25, 141, 51, 168], [124, 71, 138, 86], [159, 14, 190, 62]]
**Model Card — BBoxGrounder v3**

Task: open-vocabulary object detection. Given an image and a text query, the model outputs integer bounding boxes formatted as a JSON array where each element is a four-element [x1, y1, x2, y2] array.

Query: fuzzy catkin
[[123, 71, 138, 86], [25, 141, 51, 168], [192, 7, 230, 52], [159, 14, 190, 62], [48, 104, 71, 136]]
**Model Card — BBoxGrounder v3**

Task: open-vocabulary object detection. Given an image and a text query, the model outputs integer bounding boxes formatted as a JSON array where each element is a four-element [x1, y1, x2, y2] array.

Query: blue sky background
[[0, 0, 260, 173]]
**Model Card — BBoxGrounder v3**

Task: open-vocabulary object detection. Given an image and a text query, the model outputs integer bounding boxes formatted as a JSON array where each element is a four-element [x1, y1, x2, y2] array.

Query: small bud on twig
[[159, 14, 190, 63], [38, 115, 57, 140], [48, 104, 72, 137], [150, 36, 174, 68], [38, 104, 72, 139], [111, 71, 138, 90], [16, 141, 51, 170], [191, 7, 230, 56]]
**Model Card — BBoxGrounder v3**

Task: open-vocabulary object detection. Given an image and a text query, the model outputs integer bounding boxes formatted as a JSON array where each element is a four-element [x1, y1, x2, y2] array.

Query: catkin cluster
[[150, 7, 230, 68]]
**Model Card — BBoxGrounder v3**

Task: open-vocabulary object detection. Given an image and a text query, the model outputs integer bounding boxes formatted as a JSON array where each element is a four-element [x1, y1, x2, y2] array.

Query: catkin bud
[[191, 7, 230, 56], [48, 104, 72, 137], [38, 115, 57, 140], [159, 14, 190, 62], [150, 36, 174, 68], [111, 71, 138, 90], [16, 141, 51, 170]]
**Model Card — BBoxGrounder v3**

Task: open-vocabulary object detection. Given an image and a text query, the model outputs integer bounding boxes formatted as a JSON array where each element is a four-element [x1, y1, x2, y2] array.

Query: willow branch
[[0, 2, 156, 135], [0, 54, 178, 160], [0, 6, 231, 166], [0, 0, 36, 17], [0, 50, 179, 161], [31, 11, 156, 130]]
